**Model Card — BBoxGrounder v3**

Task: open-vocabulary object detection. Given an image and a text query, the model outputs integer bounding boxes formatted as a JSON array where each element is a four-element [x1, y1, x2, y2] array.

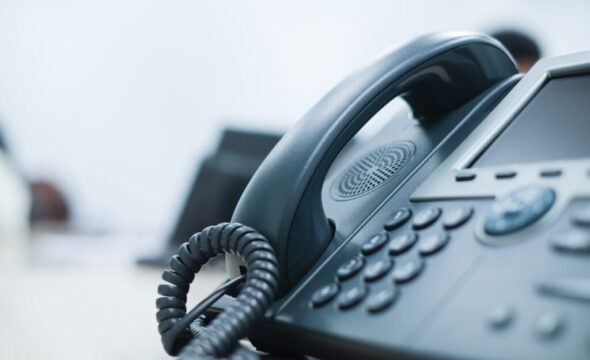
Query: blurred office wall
[[0, 0, 588, 237]]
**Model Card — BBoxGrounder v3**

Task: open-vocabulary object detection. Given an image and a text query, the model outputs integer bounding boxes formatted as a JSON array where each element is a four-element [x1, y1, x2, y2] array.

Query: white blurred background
[[0, 0, 588, 241]]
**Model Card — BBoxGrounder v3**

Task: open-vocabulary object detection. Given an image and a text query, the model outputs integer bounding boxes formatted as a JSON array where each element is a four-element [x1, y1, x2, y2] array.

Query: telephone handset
[[157, 31, 590, 359], [229, 32, 516, 294]]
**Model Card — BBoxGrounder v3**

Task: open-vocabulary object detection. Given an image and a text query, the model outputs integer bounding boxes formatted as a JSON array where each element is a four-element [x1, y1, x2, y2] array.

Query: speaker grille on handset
[[332, 141, 416, 200]]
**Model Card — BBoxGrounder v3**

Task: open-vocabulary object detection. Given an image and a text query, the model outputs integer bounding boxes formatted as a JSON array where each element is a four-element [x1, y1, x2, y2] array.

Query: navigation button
[[384, 208, 412, 231], [412, 208, 442, 230], [484, 186, 555, 236]]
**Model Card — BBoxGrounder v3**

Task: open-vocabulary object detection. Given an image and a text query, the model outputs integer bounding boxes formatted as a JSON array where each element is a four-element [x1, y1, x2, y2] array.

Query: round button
[[487, 305, 514, 329], [484, 186, 555, 236], [534, 312, 563, 339], [418, 232, 449, 256], [392, 258, 424, 283], [384, 208, 412, 231], [338, 285, 368, 310], [311, 283, 339, 307], [443, 207, 474, 230], [337, 256, 365, 280], [388, 233, 418, 255], [364, 258, 394, 282], [361, 233, 389, 255], [412, 207, 442, 230], [366, 287, 398, 313]]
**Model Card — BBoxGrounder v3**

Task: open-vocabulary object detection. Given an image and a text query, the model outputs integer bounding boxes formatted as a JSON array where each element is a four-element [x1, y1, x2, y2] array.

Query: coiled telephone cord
[[156, 223, 280, 359]]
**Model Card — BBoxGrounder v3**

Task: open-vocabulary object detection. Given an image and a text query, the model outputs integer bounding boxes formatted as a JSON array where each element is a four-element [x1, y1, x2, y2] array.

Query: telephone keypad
[[388, 233, 418, 255], [361, 233, 389, 255], [338, 284, 368, 310], [383, 208, 412, 231], [363, 258, 394, 282], [392, 258, 424, 283], [336, 256, 365, 281], [442, 206, 474, 230], [418, 232, 450, 256], [311, 283, 340, 308], [366, 287, 398, 313], [412, 207, 442, 229]]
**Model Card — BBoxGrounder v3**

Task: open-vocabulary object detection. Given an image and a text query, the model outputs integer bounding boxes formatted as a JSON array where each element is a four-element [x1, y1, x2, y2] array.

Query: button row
[[487, 306, 565, 339], [361, 232, 450, 259], [453, 168, 575, 182], [384, 206, 474, 233]]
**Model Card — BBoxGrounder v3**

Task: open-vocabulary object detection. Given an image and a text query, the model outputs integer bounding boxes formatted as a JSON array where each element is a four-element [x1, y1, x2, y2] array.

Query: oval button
[[484, 186, 555, 236]]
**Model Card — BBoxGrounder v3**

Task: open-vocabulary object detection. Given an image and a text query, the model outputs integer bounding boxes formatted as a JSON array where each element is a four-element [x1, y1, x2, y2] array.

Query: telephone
[[156, 32, 590, 359]]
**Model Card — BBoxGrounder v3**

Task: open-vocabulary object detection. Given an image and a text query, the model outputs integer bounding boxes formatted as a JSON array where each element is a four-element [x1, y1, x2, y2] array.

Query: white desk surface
[[0, 234, 226, 360]]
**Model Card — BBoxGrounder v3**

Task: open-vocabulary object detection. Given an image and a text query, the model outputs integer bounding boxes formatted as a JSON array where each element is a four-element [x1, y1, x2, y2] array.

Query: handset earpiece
[[230, 32, 517, 295]]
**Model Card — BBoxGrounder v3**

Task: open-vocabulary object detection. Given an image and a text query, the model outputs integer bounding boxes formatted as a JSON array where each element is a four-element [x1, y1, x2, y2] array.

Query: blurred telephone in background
[[140, 129, 280, 266], [156, 32, 590, 359]]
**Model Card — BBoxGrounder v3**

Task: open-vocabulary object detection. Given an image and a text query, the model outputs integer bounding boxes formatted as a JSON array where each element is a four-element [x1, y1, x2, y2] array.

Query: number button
[[419, 232, 450, 256], [388, 233, 418, 255], [384, 208, 412, 231], [366, 287, 398, 313], [392, 258, 424, 283], [364, 258, 394, 282], [337, 256, 365, 280], [442, 207, 474, 230], [412, 207, 442, 230], [311, 283, 340, 308], [361, 233, 389, 255], [338, 285, 368, 310]]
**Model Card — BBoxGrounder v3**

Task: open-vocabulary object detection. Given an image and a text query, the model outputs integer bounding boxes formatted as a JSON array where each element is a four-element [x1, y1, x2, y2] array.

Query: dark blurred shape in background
[[139, 128, 281, 266], [491, 29, 542, 73], [29, 180, 70, 224]]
